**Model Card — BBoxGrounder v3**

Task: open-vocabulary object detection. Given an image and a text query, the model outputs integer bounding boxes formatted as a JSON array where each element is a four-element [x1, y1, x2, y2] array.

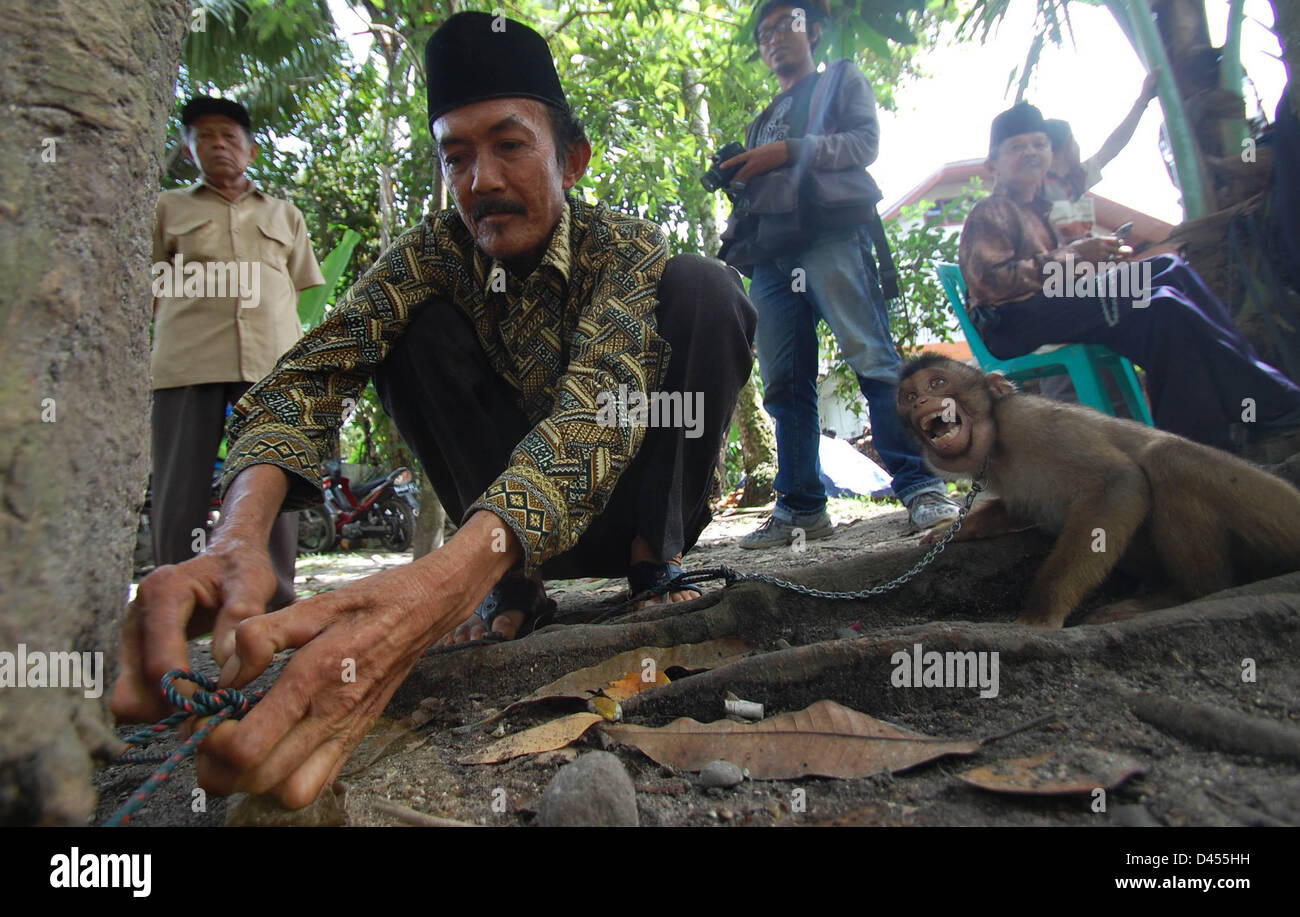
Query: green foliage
[[298, 230, 362, 330]]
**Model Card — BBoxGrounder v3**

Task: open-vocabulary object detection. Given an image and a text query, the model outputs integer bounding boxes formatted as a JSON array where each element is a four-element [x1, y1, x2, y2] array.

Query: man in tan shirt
[[150, 96, 324, 605]]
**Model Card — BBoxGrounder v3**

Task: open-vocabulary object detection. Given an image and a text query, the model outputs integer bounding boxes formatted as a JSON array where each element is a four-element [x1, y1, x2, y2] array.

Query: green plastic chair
[[933, 262, 1154, 426]]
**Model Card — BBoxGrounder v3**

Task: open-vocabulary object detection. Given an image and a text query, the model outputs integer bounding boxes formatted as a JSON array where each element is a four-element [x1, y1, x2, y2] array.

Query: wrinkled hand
[[112, 537, 277, 724], [722, 142, 790, 186], [193, 557, 470, 809]]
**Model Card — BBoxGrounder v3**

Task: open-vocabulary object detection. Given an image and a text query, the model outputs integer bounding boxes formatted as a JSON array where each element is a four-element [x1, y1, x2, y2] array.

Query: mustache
[[471, 198, 527, 221]]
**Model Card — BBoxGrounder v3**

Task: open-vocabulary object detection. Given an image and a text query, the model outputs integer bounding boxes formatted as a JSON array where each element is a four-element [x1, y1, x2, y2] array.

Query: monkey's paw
[[919, 522, 959, 545]]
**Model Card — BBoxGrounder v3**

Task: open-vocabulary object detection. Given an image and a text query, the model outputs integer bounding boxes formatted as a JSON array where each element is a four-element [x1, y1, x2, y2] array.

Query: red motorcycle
[[297, 459, 414, 554]]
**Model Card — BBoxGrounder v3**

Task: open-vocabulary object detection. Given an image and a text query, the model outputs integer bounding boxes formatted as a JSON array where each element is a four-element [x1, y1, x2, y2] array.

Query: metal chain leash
[[660, 461, 990, 603]]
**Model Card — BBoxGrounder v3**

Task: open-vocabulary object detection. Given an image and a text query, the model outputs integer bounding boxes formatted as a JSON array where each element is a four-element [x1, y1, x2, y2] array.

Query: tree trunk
[[735, 375, 777, 506], [682, 68, 723, 256], [1277, 0, 1300, 108], [0, 0, 189, 824], [411, 469, 446, 559]]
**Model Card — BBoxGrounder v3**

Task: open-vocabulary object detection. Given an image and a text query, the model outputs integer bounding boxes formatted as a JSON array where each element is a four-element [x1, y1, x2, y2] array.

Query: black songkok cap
[[424, 12, 569, 132], [988, 102, 1048, 156], [181, 96, 251, 130]]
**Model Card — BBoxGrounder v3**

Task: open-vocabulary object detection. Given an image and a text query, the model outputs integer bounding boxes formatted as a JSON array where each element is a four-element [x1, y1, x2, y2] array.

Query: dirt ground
[[96, 494, 1300, 827]]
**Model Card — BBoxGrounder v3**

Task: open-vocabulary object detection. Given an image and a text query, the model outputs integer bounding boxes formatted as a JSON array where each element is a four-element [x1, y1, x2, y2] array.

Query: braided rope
[[104, 670, 261, 827]]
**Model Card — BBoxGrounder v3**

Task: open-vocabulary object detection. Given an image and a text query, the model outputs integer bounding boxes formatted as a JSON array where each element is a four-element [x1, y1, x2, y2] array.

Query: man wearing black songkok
[[112, 11, 756, 809]]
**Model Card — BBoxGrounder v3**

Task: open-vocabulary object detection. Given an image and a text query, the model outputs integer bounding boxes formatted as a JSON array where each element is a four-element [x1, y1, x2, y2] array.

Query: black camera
[[700, 142, 746, 193]]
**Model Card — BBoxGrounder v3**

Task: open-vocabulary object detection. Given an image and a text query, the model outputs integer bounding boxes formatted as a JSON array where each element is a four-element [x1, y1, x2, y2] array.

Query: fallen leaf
[[458, 712, 603, 765], [603, 669, 670, 702], [504, 638, 751, 712], [958, 749, 1145, 795], [602, 699, 979, 779]]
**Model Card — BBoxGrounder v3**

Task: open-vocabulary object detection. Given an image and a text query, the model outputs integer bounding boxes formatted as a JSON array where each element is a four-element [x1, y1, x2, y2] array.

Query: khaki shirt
[[151, 181, 324, 390]]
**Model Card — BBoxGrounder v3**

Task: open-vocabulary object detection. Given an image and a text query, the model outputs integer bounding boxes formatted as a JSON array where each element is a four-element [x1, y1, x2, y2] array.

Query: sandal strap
[[479, 573, 556, 636], [627, 561, 703, 603]]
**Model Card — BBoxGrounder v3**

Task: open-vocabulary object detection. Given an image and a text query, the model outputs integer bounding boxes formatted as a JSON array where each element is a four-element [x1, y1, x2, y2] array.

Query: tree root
[[1119, 692, 1300, 763], [391, 533, 1051, 714], [619, 587, 1300, 722]]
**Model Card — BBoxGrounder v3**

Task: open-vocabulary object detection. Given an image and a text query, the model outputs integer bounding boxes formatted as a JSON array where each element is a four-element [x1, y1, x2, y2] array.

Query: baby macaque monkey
[[897, 354, 1300, 628]]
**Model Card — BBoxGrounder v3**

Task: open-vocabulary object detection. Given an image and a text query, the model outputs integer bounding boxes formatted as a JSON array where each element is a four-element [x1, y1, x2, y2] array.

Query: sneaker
[[906, 491, 960, 532], [738, 509, 834, 549]]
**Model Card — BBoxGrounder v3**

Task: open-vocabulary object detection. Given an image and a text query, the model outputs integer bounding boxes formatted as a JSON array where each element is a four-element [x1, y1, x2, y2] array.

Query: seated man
[[959, 102, 1300, 456], [111, 12, 756, 807]]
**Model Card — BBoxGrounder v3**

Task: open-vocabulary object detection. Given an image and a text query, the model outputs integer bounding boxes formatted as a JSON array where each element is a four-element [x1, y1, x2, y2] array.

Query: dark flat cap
[[425, 11, 568, 131], [989, 102, 1049, 156], [180, 96, 251, 130]]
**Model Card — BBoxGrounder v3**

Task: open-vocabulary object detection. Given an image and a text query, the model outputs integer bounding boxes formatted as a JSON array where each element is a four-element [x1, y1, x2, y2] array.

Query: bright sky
[[875, 0, 1287, 223], [325, 0, 1287, 226]]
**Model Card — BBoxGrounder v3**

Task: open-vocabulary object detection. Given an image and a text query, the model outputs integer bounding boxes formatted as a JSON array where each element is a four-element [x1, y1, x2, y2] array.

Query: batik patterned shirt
[[958, 188, 1066, 309], [221, 197, 670, 573]]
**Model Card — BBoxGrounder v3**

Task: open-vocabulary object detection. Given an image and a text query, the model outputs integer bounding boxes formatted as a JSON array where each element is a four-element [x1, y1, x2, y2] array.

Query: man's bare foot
[[629, 536, 698, 610], [440, 572, 542, 644]]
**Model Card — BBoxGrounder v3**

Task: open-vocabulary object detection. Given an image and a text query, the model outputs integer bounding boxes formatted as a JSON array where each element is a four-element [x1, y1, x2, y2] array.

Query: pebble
[[537, 751, 639, 827], [699, 759, 744, 789]]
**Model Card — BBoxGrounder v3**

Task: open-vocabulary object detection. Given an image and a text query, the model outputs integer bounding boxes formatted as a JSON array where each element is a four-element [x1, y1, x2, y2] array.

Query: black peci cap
[[424, 12, 569, 132], [180, 96, 251, 130], [989, 102, 1048, 156]]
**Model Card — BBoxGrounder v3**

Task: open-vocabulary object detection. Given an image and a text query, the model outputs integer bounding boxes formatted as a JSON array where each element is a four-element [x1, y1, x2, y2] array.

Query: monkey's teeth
[[929, 422, 961, 445]]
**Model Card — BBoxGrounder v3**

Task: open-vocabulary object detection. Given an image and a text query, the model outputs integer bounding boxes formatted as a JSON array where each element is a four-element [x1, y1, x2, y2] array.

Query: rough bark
[[0, 0, 189, 824], [735, 375, 777, 506]]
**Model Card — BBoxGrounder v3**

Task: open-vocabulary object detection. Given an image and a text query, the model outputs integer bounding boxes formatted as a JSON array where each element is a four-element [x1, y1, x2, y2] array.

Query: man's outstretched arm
[[1092, 70, 1160, 174], [192, 509, 519, 808]]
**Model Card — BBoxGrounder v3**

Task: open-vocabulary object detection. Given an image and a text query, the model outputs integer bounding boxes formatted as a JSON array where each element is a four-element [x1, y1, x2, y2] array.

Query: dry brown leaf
[[958, 749, 1145, 795], [458, 713, 602, 765], [603, 669, 670, 702], [504, 638, 751, 711], [602, 699, 979, 779]]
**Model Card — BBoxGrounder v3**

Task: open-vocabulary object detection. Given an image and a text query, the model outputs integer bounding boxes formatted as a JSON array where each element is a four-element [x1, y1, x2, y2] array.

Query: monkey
[[896, 354, 1300, 628]]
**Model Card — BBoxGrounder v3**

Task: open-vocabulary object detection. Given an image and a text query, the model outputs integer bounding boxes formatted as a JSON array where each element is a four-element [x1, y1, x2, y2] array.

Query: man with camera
[[717, 1, 958, 548]]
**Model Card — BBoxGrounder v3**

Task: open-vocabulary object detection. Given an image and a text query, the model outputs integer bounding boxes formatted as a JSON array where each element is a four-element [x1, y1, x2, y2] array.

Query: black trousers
[[151, 381, 298, 606], [977, 255, 1300, 451], [374, 254, 757, 579]]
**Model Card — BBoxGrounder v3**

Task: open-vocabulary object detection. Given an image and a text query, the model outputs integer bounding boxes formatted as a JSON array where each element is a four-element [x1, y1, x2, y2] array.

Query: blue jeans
[[750, 227, 944, 516]]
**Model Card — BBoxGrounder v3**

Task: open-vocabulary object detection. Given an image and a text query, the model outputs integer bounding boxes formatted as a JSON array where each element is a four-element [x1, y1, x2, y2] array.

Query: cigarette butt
[[724, 698, 763, 720]]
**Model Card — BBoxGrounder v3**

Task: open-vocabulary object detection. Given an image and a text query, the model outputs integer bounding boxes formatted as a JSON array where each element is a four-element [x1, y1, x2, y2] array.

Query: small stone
[[537, 751, 639, 827], [699, 760, 744, 789], [225, 785, 346, 827]]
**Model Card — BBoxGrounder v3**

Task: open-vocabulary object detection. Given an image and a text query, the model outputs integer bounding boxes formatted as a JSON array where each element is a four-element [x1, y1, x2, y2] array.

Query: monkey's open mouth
[[920, 408, 962, 446]]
